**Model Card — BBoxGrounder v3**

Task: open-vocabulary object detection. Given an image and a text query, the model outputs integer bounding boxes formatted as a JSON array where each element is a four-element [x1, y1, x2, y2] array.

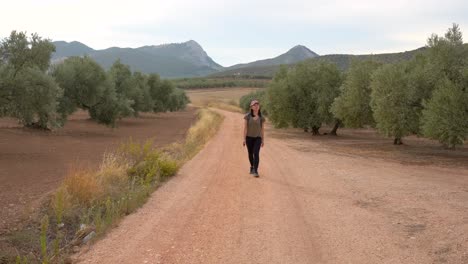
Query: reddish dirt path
[[0, 108, 197, 233], [76, 110, 468, 264]]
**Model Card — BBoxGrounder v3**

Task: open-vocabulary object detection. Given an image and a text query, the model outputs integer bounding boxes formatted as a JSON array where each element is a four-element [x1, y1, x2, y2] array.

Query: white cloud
[[1, 0, 467, 65]]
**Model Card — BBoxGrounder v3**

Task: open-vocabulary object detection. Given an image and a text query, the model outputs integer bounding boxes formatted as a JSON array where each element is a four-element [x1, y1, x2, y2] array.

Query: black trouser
[[246, 136, 262, 171]]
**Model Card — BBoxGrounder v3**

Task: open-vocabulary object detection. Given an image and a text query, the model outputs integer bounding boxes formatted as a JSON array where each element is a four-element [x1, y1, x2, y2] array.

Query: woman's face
[[251, 103, 260, 111]]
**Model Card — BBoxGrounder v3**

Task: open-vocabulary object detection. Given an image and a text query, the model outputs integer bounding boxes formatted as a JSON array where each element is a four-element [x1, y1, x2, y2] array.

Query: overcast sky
[[1, 0, 467, 67]]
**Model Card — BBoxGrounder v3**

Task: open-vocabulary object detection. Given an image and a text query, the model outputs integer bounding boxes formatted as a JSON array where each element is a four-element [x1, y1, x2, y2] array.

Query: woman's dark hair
[[250, 108, 262, 117]]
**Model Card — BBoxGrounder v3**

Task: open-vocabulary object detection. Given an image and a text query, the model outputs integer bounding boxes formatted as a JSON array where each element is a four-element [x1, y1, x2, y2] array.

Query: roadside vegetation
[[4, 108, 222, 264]]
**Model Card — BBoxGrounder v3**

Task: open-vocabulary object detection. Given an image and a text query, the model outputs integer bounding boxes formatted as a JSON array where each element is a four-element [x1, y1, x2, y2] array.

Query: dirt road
[[76, 110, 468, 264]]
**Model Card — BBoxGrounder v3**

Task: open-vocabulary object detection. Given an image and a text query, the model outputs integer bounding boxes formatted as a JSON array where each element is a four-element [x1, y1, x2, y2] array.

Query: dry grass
[[63, 168, 103, 207], [167, 108, 224, 162], [60, 153, 130, 208], [8, 108, 224, 263], [184, 109, 223, 158], [96, 153, 130, 198], [207, 101, 242, 113]]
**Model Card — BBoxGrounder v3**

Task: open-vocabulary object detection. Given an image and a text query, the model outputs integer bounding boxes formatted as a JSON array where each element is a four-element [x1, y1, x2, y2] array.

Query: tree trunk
[[25, 122, 50, 130], [311, 126, 320, 135], [393, 137, 403, 145], [329, 120, 341, 136]]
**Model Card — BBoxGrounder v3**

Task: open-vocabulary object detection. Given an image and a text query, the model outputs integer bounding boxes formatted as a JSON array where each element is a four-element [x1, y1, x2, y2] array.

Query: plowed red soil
[[0, 107, 197, 234]]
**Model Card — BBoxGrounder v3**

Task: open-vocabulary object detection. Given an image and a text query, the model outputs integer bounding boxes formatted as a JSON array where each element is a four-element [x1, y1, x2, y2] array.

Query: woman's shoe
[[250, 167, 254, 174], [253, 170, 259, 177]]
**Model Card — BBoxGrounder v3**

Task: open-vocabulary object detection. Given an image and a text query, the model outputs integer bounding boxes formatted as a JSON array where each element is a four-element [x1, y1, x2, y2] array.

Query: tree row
[[0, 31, 189, 129], [242, 24, 467, 148]]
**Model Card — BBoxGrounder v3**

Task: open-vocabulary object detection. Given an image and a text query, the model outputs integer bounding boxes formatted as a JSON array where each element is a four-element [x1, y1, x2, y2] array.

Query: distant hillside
[[89, 47, 218, 78], [52, 41, 95, 59], [51, 40, 222, 78], [211, 48, 426, 78], [228, 45, 318, 70], [137, 40, 222, 70], [52, 40, 431, 79]]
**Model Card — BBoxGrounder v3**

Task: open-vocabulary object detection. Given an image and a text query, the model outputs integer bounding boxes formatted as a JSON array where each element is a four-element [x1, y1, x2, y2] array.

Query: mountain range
[[52, 40, 224, 78], [52, 40, 423, 78], [209, 48, 426, 78], [225, 45, 319, 70]]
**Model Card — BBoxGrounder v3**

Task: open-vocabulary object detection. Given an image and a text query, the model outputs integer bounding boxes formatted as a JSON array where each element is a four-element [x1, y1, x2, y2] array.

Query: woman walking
[[243, 99, 265, 177]]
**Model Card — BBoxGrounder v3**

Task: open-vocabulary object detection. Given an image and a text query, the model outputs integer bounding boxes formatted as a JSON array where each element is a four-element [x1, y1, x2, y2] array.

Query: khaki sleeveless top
[[244, 113, 265, 137]]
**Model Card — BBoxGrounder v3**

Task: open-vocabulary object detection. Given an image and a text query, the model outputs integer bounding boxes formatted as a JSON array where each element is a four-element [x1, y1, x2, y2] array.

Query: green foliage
[[15, 255, 29, 264], [53, 57, 189, 126], [416, 23, 468, 147], [131, 71, 154, 114], [421, 78, 468, 148], [290, 63, 318, 130], [168, 88, 190, 111], [158, 158, 179, 179], [148, 74, 189, 112], [405, 53, 438, 110], [148, 75, 173, 112], [0, 31, 55, 73], [88, 79, 133, 127], [9, 68, 62, 129], [363, 24, 468, 146], [40, 215, 49, 264], [309, 62, 342, 125], [426, 24, 467, 84], [53, 57, 133, 126], [127, 151, 161, 184], [331, 59, 381, 128], [109, 59, 133, 96], [52, 56, 107, 111], [267, 62, 342, 132], [109, 59, 137, 117], [53, 57, 188, 126], [0, 31, 61, 129], [0, 65, 10, 115], [370, 63, 419, 143], [53, 189, 66, 226], [265, 66, 292, 128]]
